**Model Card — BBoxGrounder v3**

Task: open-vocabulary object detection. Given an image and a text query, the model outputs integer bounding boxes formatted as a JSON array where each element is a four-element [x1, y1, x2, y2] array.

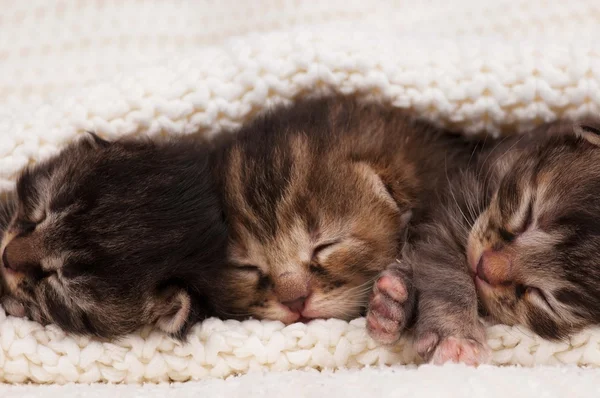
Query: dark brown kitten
[[211, 96, 478, 324], [367, 120, 600, 365], [0, 133, 228, 338]]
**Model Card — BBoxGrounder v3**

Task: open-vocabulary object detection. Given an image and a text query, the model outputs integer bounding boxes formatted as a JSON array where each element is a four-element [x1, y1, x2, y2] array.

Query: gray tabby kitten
[[367, 119, 600, 365]]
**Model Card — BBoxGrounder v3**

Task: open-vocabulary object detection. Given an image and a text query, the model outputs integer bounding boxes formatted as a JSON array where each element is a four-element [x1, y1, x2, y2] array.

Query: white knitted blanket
[[1, 0, 600, 384]]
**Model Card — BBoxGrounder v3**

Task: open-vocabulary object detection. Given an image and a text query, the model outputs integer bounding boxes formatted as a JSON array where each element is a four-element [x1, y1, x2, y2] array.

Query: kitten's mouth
[[0, 262, 15, 280], [474, 274, 491, 289], [277, 295, 357, 324], [280, 307, 323, 324], [281, 311, 315, 324]]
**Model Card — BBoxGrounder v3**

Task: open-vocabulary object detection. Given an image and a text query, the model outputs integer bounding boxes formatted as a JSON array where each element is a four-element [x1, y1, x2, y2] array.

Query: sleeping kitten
[[367, 120, 600, 365], [210, 96, 479, 323], [0, 133, 228, 338]]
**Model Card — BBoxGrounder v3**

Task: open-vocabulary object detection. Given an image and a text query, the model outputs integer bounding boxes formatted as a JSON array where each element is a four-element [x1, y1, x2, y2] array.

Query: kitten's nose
[[2, 237, 41, 276], [2, 249, 13, 271], [275, 271, 310, 311], [477, 250, 512, 285], [282, 296, 307, 312]]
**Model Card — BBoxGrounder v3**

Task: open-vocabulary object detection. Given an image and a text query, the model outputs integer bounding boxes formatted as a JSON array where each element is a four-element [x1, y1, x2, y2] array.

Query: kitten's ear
[[353, 162, 399, 210], [81, 131, 111, 149], [574, 119, 600, 147], [353, 161, 414, 211], [153, 287, 193, 337]]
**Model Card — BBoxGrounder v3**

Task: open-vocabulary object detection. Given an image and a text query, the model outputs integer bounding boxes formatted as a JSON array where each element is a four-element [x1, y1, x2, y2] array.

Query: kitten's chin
[[260, 295, 364, 324], [300, 295, 362, 321], [474, 277, 507, 324], [260, 303, 302, 324]]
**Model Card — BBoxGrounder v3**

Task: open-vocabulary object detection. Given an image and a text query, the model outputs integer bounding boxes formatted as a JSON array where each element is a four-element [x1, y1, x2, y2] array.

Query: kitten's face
[[468, 124, 600, 338], [0, 135, 227, 338], [217, 136, 407, 323]]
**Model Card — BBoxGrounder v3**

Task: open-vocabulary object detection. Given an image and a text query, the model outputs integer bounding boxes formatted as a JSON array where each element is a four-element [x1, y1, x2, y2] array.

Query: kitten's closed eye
[[311, 240, 340, 260], [514, 283, 555, 314], [498, 202, 533, 243], [498, 228, 515, 243], [524, 286, 555, 312], [514, 284, 545, 301], [16, 220, 38, 234], [14, 209, 47, 233], [236, 265, 262, 273], [514, 284, 527, 299]]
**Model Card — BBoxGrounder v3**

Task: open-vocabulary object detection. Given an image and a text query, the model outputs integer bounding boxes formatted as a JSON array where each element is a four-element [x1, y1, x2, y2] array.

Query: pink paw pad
[[376, 273, 408, 302], [428, 336, 490, 366], [366, 312, 400, 344], [366, 271, 410, 345], [2, 296, 27, 318]]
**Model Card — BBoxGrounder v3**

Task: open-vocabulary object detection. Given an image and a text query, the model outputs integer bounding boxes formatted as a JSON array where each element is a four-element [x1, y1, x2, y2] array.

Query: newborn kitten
[[211, 96, 478, 324], [367, 120, 600, 365], [0, 133, 228, 338]]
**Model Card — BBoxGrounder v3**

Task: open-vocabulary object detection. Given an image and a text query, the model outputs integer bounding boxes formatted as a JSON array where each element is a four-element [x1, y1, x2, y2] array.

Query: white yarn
[[1, 0, 600, 384], [2, 308, 600, 384]]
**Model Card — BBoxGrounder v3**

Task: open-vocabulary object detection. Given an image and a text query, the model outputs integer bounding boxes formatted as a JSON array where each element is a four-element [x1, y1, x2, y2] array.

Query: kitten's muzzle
[[282, 296, 307, 312], [2, 249, 13, 272], [2, 236, 43, 278], [476, 250, 512, 286]]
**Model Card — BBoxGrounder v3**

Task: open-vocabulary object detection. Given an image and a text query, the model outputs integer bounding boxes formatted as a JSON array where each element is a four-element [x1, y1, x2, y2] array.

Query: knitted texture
[[1, 0, 600, 384]]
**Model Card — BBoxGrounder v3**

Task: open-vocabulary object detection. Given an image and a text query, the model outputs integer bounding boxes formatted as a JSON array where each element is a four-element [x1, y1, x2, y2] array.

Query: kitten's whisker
[[445, 154, 474, 233]]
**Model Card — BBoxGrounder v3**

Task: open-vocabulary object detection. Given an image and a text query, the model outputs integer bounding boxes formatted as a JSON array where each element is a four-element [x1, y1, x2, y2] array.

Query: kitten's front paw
[[416, 332, 491, 366], [1, 295, 27, 317], [366, 265, 414, 344]]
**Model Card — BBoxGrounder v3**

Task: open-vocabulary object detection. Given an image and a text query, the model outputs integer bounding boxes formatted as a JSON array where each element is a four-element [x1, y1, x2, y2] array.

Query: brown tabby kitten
[[367, 119, 600, 365], [211, 96, 478, 324], [0, 133, 228, 338]]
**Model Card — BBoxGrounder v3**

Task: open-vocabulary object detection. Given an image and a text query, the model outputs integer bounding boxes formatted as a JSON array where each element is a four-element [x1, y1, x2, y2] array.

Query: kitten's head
[[468, 120, 600, 339], [0, 133, 227, 338], [216, 129, 410, 324]]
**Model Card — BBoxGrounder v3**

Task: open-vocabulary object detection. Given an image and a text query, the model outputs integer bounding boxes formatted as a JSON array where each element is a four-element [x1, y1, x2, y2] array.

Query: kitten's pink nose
[[275, 271, 310, 312], [477, 250, 512, 285], [282, 296, 307, 312]]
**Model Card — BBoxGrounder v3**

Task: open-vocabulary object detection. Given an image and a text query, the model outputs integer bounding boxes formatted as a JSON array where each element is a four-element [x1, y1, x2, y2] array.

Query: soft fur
[[0, 134, 228, 338], [212, 96, 480, 324], [367, 120, 600, 365]]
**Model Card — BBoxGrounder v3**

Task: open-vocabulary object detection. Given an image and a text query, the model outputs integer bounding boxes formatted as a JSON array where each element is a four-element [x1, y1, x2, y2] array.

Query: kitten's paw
[[366, 267, 414, 344], [1, 296, 27, 317], [416, 332, 491, 366]]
